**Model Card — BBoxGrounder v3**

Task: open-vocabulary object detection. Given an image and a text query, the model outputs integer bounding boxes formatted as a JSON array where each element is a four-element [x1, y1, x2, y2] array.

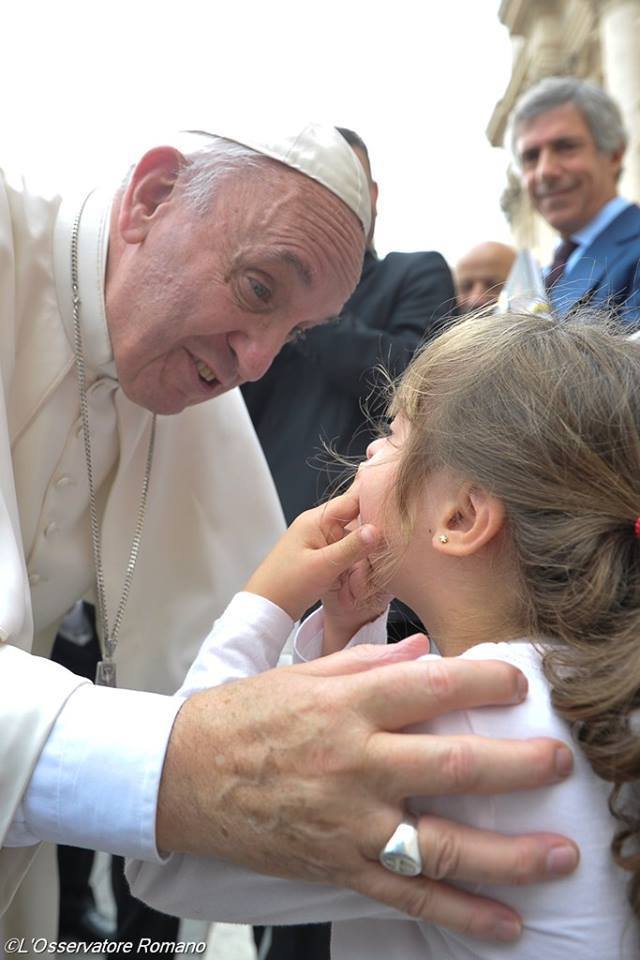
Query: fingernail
[[493, 919, 522, 942], [514, 672, 528, 702], [546, 845, 579, 876], [359, 524, 378, 546], [554, 746, 573, 778]]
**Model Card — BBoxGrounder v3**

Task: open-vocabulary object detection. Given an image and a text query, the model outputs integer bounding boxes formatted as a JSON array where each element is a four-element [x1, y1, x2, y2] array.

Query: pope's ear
[[118, 146, 186, 244]]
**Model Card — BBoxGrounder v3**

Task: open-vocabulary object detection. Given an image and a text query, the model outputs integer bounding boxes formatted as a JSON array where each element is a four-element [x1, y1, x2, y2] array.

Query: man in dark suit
[[242, 127, 456, 960], [509, 76, 640, 325]]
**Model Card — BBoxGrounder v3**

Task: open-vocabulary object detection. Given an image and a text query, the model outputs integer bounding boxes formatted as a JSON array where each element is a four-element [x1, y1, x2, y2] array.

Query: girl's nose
[[365, 437, 385, 461]]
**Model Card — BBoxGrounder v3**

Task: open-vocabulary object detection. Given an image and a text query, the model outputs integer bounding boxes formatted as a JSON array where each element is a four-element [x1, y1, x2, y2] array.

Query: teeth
[[195, 358, 217, 383]]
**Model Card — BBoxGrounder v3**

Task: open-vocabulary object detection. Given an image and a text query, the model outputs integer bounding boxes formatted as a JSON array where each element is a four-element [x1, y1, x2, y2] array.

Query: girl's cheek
[[358, 454, 376, 473]]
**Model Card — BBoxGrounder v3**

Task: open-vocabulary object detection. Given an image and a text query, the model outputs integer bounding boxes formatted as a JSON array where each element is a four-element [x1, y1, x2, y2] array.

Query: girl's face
[[358, 416, 459, 612], [357, 417, 407, 539]]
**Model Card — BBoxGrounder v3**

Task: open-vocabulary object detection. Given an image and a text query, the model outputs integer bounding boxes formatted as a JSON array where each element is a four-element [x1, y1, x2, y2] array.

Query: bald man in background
[[455, 241, 516, 312]]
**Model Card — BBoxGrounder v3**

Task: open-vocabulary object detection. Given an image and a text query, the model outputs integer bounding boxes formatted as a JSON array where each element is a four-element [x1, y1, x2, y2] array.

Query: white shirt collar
[[53, 185, 117, 379]]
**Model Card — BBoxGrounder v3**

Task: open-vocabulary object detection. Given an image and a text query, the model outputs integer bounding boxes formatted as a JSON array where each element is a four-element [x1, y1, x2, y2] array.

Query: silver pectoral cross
[[95, 659, 117, 687]]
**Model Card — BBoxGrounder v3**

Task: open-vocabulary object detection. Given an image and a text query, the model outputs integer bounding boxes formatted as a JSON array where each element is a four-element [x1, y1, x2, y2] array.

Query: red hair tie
[[634, 517, 640, 539]]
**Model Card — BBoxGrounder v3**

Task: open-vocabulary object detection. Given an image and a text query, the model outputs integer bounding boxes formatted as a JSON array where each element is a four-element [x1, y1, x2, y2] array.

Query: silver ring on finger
[[379, 816, 422, 877]]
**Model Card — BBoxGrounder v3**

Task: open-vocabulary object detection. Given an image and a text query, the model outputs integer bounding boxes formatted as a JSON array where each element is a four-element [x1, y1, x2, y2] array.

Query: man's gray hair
[[178, 136, 267, 214], [509, 76, 628, 162], [120, 136, 267, 215]]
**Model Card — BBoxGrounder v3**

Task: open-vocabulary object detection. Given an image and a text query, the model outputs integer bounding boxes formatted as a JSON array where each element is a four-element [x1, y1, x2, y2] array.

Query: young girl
[[128, 312, 639, 958]]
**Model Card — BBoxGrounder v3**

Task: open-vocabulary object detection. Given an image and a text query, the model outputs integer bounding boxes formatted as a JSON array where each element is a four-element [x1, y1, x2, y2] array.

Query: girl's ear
[[118, 147, 186, 244], [433, 483, 506, 557]]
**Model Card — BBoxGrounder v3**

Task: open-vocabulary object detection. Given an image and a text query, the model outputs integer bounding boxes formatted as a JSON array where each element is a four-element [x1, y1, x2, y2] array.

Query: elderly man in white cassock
[[0, 123, 578, 951]]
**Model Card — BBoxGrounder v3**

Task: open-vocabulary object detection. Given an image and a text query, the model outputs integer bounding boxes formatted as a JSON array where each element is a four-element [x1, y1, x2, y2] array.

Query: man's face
[[455, 244, 516, 313], [515, 103, 623, 237], [105, 153, 364, 415]]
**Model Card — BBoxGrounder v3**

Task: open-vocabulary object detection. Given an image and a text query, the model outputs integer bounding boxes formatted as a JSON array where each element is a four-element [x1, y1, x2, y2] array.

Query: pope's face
[[105, 152, 364, 415]]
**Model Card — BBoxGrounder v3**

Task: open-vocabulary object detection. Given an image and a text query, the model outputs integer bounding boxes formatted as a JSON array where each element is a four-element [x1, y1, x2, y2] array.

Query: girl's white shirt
[[127, 592, 639, 960]]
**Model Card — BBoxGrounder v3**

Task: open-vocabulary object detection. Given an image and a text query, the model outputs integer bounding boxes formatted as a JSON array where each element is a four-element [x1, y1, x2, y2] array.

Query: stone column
[[526, 2, 565, 82], [598, 0, 640, 200], [497, 0, 566, 248]]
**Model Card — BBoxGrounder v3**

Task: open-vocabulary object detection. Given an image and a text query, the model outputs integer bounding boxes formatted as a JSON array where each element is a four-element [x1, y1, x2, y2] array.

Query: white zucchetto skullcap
[[181, 123, 371, 236]]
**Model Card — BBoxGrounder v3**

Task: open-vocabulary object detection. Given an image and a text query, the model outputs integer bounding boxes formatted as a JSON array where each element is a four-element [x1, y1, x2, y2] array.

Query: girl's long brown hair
[[391, 311, 640, 911]]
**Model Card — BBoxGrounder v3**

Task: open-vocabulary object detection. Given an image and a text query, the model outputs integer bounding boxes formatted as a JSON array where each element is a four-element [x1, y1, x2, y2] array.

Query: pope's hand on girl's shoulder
[[157, 642, 577, 943], [244, 484, 381, 621]]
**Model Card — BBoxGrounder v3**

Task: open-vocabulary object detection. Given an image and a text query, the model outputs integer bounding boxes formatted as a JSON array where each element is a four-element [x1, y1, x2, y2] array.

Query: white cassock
[[0, 170, 285, 944]]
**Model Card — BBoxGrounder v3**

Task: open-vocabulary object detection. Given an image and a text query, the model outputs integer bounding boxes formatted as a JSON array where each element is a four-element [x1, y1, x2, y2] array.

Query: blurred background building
[[488, 0, 640, 262]]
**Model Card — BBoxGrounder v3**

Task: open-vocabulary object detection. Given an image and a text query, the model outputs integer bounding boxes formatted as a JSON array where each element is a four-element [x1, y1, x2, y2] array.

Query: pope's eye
[[286, 327, 306, 344], [251, 279, 271, 302]]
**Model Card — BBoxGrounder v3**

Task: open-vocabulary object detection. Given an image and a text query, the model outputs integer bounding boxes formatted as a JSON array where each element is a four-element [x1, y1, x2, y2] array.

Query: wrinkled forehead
[[226, 163, 365, 306], [177, 125, 371, 235]]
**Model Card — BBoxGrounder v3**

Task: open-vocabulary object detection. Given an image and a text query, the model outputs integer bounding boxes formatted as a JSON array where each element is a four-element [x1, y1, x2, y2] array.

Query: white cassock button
[[28, 572, 42, 586], [44, 522, 59, 538], [55, 475, 74, 489]]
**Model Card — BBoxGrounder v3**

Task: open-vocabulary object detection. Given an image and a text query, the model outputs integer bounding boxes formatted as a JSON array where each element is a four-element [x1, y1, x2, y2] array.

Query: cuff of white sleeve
[[294, 607, 390, 663], [22, 684, 183, 861]]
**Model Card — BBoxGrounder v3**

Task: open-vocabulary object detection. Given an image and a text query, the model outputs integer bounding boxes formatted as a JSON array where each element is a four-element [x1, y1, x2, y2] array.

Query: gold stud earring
[[438, 534, 449, 544]]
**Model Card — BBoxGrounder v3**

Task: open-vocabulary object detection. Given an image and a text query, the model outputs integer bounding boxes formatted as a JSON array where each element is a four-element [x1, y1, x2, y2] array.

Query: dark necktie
[[545, 238, 578, 291]]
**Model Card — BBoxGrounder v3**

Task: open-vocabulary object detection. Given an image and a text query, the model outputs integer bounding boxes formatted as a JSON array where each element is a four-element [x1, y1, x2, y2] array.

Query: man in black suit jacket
[[242, 127, 456, 960], [242, 128, 456, 524]]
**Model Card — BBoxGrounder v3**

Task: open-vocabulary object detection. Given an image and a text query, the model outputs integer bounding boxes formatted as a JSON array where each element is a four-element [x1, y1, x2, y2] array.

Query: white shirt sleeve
[[293, 606, 389, 663], [178, 591, 294, 696], [6, 682, 182, 861], [5, 592, 293, 859]]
